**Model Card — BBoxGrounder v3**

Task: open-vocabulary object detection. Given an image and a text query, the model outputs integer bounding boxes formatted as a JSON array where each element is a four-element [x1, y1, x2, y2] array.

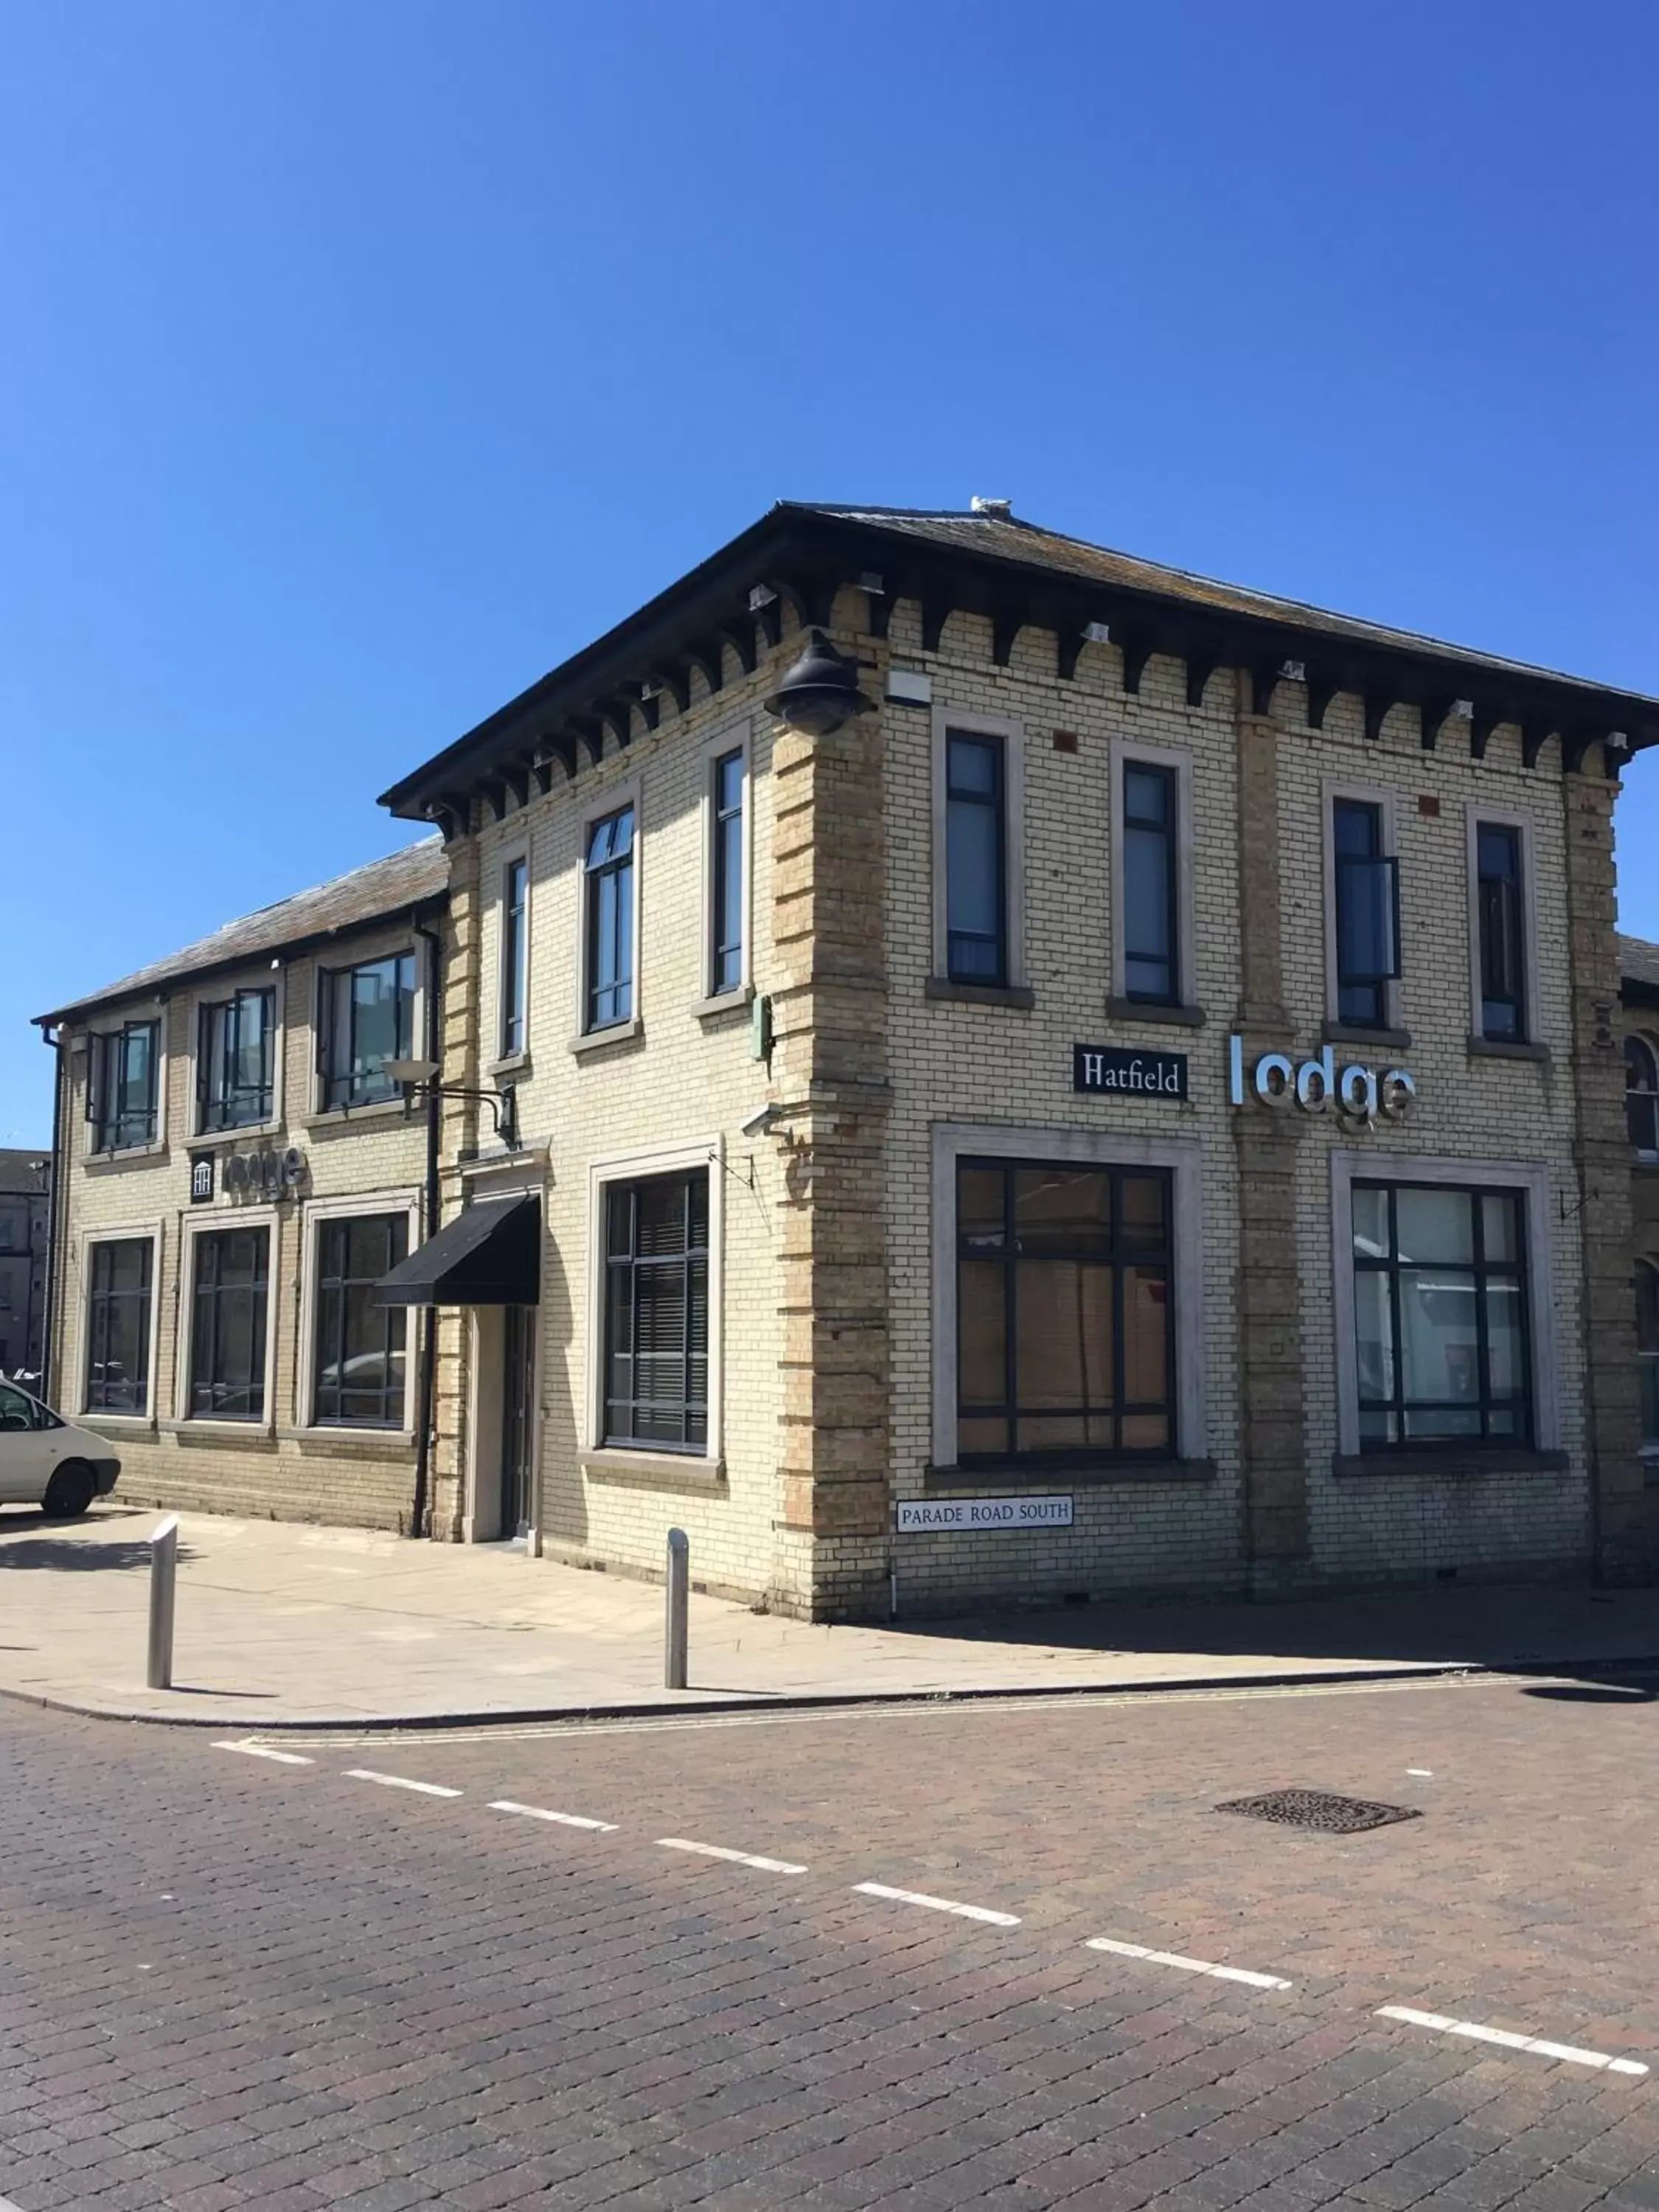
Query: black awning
[[376, 1193, 540, 1308]]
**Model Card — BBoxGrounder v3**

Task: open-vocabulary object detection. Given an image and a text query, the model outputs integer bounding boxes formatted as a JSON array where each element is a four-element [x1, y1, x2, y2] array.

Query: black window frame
[[1626, 1036, 1659, 1155], [319, 951, 416, 1110], [187, 1225, 271, 1423], [88, 1019, 160, 1152], [1120, 757, 1180, 1006], [501, 855, 529, 1060], [85, 1237, 153, 1415], [1352, 1179, 1532, 1451], [955, 1157, 1175, 1468], [313, 1213, 409, 1430], [1332, 798, 1401, 1029], [710, 748, 745, 998], [944, 731, 1009, 987], [1475, 821, 1527, 1043], [584, 804, 636, 1032], [198, 986, 276, 1132], [602, 1169, 709, 1454]]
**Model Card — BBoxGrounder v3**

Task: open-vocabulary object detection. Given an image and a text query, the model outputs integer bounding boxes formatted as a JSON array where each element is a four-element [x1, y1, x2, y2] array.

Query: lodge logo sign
[[1073, 1044, 1187, 1100], [223, 1146, 308, 1200], [1228, 1036, 1414, 1122]]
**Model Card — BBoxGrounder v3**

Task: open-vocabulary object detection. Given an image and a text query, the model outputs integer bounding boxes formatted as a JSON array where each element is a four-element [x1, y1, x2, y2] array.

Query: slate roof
[[1619, 933, 1659, 996], [0, 1150, 51, 1194], [35, 839, 448, 1026]]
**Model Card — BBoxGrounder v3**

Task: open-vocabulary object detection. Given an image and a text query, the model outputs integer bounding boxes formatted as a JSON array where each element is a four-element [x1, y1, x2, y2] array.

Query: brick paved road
[[4, 1672, 1659, 2209]]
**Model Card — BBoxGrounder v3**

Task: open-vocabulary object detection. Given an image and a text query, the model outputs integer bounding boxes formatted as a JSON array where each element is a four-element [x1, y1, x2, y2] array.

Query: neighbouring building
[[366, 500, 1659, 1618], [0, 1150, 51, 1380], [35, 841, 449, 1530], [1621, 934, 1659, 1467]]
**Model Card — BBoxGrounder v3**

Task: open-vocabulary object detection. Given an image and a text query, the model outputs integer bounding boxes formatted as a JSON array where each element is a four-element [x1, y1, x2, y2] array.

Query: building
[[35, 841, 450, 1530], [1621, 933, 1659, 1465], [368, 501, 1658, 1617], [0, 1150, 51, 1380]]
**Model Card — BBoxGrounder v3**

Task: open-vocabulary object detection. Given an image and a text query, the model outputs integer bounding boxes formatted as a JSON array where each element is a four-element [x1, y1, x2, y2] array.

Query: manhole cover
[[1216, 1788, 1422, 1834]]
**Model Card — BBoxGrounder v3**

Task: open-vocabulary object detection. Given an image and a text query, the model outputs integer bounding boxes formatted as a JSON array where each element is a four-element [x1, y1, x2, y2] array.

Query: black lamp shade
[[762, 629, 874, 736]]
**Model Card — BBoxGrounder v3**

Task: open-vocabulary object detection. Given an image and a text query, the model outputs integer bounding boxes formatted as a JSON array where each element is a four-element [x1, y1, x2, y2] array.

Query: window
[[945, 732, 1006, 984], [188, 1227, 270, 1420], [603, 1169, 708, 1451], [1352, 1183, 1529, 1447], [1121, 761, 1178, 1004], [1332, 799, 1399, 1027], [1627, 1036, 1659, 1154], [501, 857, 529, 1058], [710, 750, 745, 996], [313, 1215, 408, 1427], [198, 987, 275, 1130], [320, 953, 414, 1109], [86, 1239, 152, 1413], [88, 1020, 159, 1151], [584, 805, 635, 1031], [1475, 824, 1526, 1041], [1637, 1261, 1659, 1453], [956, 1159, 1172, 1461]]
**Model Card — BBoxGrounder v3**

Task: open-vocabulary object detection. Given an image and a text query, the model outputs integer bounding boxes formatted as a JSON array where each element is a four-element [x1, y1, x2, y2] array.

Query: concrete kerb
[[9, 1652, 1659, 1733]]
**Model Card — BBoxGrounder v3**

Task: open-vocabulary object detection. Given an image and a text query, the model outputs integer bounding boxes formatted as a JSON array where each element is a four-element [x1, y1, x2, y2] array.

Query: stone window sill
[[581, 1449, 726, 1491], [924, 978, 1036, 1011], [279, 1426, 417, 1457], [488, 1051, 532, 1080], [86, 1143, 168, 1171], [192, 1119, 284, 1147], [1332, 1447, 1570, 1478], [925, 1457, 1216, 1489], [305, 1098, 411, 1133], [1465, 1036, 1551, 1063], [78, 1413, 158, 1436], [1105, 998, 1206, 1029], [569, 1017, 644, 1056], [161, 1419, 279, 1451], [692, 986, 754, 1022], [1321, 1020, 1412, 1052]]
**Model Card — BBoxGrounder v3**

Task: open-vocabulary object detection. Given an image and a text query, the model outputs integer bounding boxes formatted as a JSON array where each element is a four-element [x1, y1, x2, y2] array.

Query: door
[[0, 1381, 58, 1503], [499, 1304, 535, 1539]]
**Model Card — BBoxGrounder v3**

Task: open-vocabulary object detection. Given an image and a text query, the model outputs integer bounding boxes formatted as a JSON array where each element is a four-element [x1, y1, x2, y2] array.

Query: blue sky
[[4, 1, 1657, 1141]]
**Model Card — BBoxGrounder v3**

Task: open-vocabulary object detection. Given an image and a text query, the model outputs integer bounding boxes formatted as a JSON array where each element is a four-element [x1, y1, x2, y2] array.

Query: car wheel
[[41, 1462, 97, 1520]]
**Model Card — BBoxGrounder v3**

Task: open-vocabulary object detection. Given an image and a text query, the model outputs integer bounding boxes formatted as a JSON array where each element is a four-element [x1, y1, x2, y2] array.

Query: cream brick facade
[[40, 847, 448, 1531]]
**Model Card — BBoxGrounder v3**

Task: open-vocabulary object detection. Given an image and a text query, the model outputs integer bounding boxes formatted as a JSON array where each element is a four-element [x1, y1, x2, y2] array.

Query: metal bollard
[[147, 1515, 178, 1691], [665, 1526, 689, 1690]]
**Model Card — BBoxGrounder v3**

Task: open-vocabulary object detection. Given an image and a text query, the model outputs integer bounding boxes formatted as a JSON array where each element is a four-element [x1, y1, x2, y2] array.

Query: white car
[[0, 1379, 121, 1518]]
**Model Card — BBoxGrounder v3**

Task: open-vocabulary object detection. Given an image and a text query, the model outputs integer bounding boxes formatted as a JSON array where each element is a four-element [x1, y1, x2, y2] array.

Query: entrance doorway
[[500, 1304, 535, 1539]]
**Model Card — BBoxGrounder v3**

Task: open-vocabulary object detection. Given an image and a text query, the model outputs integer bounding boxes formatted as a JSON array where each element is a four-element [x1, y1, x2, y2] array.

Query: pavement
[[4, 1503, 1659, 1727], [5, 1670, 1659, 2208]]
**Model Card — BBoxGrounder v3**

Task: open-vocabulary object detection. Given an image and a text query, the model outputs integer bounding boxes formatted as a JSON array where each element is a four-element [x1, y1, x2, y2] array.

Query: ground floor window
[[1352, 1181, 1530, 1446], [313, 1214, 408, 1427], [603, 1169, 708, 1451], [86, 1238, 152, 1413], [1638, 1260, 1659, 1453], [956, 1158, 1172, 1461], [188, 1227, 270, 1421]]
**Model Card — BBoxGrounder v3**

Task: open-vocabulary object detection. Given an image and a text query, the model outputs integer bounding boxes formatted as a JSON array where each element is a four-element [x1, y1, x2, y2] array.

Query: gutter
[[38, 1025, 64, 1402], [411, 913, 443, 1539]]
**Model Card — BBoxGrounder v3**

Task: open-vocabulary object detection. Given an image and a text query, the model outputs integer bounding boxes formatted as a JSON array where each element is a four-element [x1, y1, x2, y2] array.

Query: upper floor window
[[501, 857, 529, 1059], [945, 732, 1006, 986], [584, 804, 635, 1031], [320, 953, 414, 1110], [1475, 824, 1526, 1042], [1332, 798, 1399, 1028], [1121, 761, 1179, 1005], [1627, 1035, 1659, 1155], [88, 1020, 159, 1152], [710, 749, 745, 997], [198, 987, 275, 1130]]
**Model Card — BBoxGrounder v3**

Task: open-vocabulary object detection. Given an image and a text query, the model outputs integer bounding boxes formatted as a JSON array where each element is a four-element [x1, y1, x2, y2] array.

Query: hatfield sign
[[1228, 1035, 1414, 1122]]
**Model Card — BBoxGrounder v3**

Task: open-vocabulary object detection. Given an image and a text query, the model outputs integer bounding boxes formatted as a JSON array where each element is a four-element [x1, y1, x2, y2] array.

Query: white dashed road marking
[[1377, 2006, 1649, 2076], [344, 1769, 462, 1798], [1084, 1935, 1291, 1990], [658, 1837, 808, 1874], [852, 1881, 1020, 1927], [490, 1800, 618, 1832], [213, 1741, 314, 1765]]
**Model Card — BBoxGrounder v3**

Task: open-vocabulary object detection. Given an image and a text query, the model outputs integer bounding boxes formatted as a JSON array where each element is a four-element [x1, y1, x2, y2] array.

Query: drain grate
[[1216, 1787, 1422, 1834]]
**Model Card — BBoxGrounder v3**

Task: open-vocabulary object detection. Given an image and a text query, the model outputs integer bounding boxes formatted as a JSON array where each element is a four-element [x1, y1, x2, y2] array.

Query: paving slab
[[1, 1503, 1657, 1726]]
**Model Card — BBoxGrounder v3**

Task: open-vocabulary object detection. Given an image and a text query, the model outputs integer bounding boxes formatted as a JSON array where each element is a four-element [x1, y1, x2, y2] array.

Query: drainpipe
[[411, 914, 443, 1538], [36, 1024, 64, 1401]]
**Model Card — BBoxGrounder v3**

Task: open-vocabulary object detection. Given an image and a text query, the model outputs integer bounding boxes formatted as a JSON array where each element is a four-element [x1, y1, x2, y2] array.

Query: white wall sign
[[897, 1495, 1074, 1534], [1227, 1035, 1413, 1122]]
